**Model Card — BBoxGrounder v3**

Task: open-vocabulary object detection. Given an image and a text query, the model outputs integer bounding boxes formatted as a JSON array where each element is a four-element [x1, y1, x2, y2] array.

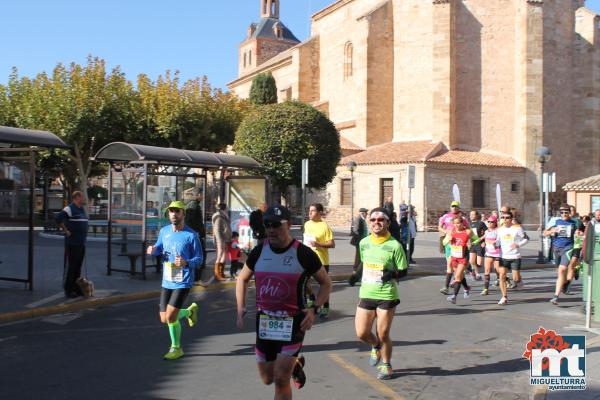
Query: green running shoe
[[164, 347, 184, 360], [319, 306, 330, 319], [376, 363, 393, 380], [369, 346, 381, 367], [187, 302, 198, 327]]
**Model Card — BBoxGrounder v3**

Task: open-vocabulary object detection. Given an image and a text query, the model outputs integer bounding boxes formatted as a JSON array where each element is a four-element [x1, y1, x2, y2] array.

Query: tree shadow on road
[[391, 357, 529, 378], [396, 307, 505, 316], [193, 339, 448, 358]]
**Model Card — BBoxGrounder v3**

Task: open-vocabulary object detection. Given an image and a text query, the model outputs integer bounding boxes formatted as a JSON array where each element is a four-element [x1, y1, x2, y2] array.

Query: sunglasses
[[264, 220, 284, 228], [560, 210, 570, 214], [500, 216, 511, 219], [370, 218, 387, 222]]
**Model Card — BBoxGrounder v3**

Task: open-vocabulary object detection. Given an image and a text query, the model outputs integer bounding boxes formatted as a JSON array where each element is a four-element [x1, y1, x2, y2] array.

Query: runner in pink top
[[481, 215, 500, 296], [438, 201, 470, 295]]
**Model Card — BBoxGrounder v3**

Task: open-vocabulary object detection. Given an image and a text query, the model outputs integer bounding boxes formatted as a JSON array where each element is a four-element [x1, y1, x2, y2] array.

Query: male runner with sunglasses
[[496, 210, 528, 305], [236, 206, 332, 399], [544, 204, 578, 305], [146, 200, 203, 360], [355, 207, 408, 380]]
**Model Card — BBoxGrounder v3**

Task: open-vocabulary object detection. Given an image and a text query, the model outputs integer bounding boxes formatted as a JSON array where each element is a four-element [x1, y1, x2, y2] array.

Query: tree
[[2, 58, 250, 203], [249, 72, 277, 105], [234, 101, 341, 195]]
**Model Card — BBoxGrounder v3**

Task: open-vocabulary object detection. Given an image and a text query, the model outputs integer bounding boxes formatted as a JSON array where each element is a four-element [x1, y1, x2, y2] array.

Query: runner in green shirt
[[354, 207, 408, 380]]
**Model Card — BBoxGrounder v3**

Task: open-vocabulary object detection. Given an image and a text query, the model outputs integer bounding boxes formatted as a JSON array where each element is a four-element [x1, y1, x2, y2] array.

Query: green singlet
[[358, 234, 408, 300]]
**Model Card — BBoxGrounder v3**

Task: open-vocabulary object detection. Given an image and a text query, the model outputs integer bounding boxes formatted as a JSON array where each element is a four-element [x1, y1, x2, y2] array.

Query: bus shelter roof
[[93, 142, 260, 169], [0, 125, 69, 148]]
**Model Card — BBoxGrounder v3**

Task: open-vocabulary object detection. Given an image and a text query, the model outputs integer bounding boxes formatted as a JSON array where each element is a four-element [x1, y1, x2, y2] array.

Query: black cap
[[263, 205, 291, 222], [359, 207, 368, 212]]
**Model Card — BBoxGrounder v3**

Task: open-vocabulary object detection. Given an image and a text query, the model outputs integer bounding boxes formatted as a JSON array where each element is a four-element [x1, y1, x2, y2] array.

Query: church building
[[228, 0, 600, 229]]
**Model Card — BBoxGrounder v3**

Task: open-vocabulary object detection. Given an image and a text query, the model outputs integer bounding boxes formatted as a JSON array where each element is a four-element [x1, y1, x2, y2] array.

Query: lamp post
[[535, 146, 551, 264], [346, 161, 357, 226]]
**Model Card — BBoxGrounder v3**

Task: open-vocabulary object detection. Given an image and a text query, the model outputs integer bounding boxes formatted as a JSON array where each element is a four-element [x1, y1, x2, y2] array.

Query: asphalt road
[[1, 269, 598, 400]]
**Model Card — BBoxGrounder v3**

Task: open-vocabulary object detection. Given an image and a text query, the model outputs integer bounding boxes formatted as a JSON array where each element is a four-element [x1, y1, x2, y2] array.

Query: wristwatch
[[311, 304, 321, 314]]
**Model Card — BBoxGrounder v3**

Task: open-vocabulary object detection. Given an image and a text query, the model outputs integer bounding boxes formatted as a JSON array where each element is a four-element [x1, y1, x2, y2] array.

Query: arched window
[[273, 22, 283, 39], [344, 42, 353, 79]]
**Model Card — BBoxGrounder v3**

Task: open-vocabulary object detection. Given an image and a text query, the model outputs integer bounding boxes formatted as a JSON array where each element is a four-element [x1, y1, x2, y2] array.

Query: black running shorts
[[159, 288, 191, 312], [358, 298, 400, 311]]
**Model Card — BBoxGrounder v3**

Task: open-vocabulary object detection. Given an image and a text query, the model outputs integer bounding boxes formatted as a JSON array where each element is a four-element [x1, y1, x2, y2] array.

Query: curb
[[0, 264, 555, 325], [0, 280, 241, 325]]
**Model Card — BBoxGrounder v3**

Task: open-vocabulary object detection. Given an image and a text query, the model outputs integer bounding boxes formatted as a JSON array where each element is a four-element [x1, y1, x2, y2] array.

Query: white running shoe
[[463, 290, 470, 299], [498, 297, 508, 306]]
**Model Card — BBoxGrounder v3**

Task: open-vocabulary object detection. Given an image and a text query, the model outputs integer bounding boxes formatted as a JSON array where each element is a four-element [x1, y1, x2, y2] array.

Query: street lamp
[[535, 146, 551, 264], [346, 160, 357, 226]]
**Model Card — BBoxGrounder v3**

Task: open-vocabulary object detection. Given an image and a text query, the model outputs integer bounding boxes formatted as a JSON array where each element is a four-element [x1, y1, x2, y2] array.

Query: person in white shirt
[[496, 210, 529, 305]]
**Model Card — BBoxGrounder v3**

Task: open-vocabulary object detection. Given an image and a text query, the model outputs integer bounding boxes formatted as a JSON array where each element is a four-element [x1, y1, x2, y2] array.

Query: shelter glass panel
[[0, 158, 35, 282]]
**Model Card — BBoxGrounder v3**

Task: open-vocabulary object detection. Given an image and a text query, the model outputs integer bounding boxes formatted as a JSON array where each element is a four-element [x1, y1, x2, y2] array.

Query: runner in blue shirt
[[147, 200, 203, 360], [543, 204, 579, 305]]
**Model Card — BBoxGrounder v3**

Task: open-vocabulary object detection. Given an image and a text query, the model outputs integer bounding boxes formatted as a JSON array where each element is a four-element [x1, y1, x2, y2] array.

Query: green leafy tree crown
[[234, 101, 341, 191]]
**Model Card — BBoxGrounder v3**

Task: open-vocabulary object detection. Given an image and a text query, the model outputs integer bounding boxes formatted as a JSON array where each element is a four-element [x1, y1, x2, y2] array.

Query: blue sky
[[1, 0, 600, 91]]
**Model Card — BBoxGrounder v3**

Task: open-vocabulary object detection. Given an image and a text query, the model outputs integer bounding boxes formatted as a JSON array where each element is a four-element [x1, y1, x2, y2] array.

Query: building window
[[344, 42, 353, 79], [249, 50, 252, 66], [380, 178, 393, 206], [592, 195, 600, 212], [340, 179, 351, 206], [243, 52, 247, 68], [472, 179, 489, 208], [273, 23, 283, 39], [511, 181, 520, 193]]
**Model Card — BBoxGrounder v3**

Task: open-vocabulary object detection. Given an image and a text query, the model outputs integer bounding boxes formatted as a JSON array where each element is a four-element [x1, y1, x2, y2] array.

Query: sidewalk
[[0, 229, 555, 323]]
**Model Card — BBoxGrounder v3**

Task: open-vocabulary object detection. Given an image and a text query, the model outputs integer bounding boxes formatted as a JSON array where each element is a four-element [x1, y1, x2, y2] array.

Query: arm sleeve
[[55, 207, 70, 224], [324, 226, 334, 242], [186, 234, 203, 268], [297, 244, 323, 275], [151, 230, 164, 256], [394, 243, 408, 271], [245, 244, 263, 271], [516, 227, 529, 247], [351, 217, 360, 236]]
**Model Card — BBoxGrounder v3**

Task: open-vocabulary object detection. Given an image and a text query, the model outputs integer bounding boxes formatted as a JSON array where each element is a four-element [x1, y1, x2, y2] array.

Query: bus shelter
[[92, 142, 261, 279], [0, 126, 69, 290]]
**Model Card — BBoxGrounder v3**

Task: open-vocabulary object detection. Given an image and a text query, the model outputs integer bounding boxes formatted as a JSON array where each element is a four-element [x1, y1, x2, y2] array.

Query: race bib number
[[163, 261, 183, 283], [303, 234, 316, 248], [362, 262, 384, 284], [501, 234, 514, 248], [556, 225, 572, 238], [258, 314, 293, 341], [450, 245, 464, 258]]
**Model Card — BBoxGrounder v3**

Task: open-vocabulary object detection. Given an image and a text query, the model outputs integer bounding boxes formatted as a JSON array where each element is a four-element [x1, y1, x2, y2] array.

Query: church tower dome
[[237, 0, 300, 76]]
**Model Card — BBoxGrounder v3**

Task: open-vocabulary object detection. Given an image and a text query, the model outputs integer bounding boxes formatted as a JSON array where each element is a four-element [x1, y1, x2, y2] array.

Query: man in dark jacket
[[56, 191, 89, 298]]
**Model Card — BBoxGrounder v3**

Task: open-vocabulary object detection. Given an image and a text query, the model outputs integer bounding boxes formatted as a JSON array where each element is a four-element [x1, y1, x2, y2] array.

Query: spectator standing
[[408, 206, 417, 264], [212, 203, 232, 281], [383, 196, 394, 219], [351, 208, 369, 271], [56, 191, 89, 298], [185, 194, 207, 275]]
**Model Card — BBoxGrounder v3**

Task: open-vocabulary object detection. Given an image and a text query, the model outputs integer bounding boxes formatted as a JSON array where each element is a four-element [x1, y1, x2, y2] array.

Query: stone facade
[[228, 0, 600, 230]]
